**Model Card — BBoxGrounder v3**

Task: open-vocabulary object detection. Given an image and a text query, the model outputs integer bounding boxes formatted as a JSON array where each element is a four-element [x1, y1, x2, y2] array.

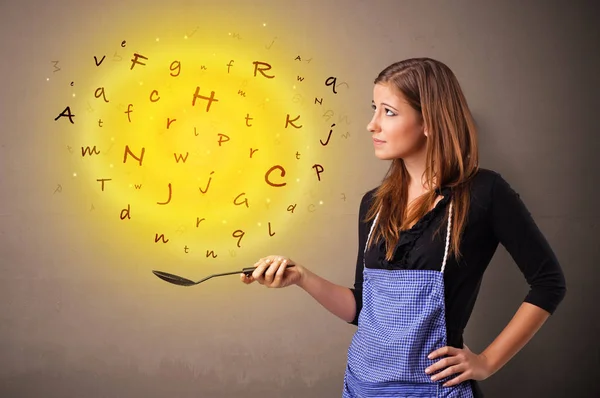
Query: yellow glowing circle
[[56, 28, 345, 263]]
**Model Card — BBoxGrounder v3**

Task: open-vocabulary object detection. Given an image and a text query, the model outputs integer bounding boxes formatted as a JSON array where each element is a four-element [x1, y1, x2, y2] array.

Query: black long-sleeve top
[[348, 168, 566, 396]]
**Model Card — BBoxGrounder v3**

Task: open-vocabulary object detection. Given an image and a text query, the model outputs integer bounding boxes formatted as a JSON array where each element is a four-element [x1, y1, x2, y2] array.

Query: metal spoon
[[152, 263, 296, 287]]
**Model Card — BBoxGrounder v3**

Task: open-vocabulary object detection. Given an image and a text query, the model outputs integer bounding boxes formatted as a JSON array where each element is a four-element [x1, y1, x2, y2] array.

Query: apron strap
[[364, 199, 454, 273], [364, 211, 379, 268], [440, 200, 453, 274]]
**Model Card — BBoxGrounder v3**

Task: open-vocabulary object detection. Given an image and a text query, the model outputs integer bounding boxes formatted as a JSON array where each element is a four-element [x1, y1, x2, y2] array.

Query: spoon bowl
[[152, 270, 201, 286]]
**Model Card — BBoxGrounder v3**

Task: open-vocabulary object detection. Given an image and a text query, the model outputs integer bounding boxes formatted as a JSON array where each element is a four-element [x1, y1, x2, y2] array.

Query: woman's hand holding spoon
[[240, 255, 305, 288]]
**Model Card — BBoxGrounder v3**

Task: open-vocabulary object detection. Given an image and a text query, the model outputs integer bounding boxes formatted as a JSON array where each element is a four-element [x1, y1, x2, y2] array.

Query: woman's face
[[367, 83, 427, 160]]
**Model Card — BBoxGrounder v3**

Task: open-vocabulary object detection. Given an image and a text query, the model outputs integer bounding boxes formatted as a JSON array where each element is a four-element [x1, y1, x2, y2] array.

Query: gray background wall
[[1, 0, 598, 397]]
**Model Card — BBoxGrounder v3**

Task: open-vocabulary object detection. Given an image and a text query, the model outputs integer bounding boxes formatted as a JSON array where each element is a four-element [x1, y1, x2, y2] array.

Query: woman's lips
[[373, 138, 386, 145]]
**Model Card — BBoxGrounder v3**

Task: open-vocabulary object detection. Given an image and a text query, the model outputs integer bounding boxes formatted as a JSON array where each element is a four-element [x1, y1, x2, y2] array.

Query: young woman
[[240, 58, 566, 397]]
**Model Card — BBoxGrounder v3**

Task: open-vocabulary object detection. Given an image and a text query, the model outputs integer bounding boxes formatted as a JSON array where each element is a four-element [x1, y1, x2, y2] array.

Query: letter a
[[54, 106, 75, 124]]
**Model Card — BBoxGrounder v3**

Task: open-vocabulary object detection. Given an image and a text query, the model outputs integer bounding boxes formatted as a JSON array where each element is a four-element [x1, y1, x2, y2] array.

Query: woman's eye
[[371, 105, 395, 116]]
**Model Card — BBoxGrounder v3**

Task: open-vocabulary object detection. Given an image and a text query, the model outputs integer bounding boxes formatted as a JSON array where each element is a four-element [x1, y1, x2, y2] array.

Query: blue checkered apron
[[343, 201, 474, 397]]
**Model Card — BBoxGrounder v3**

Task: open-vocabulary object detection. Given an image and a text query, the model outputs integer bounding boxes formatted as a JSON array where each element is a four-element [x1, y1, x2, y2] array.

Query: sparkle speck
[[296, 178, 300, 182], [319, 200, 324, 205], [46, 78, 50, 81], [206, 150, 211, 155], [129, 184, 133, 188], [266, 98, 270, 102], [266, 198, 271, 203], [257, 222, 262, 227], [139, 81, 144, 86], [156, 37, 160, 42], [293, 85, 296, 89], [222, 220, 227, 224], [110, 164, 114, 168], [72, 93, 76, 97], [184, 35, 188, 39], [111, 137, 115, 141], [73, 172, 77, 177], [263, 23, 267, 27], [276, 133, 280, 137], [307, 146, 310, 149]]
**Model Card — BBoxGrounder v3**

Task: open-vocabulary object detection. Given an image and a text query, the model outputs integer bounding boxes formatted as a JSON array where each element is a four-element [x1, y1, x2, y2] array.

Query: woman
[[240, 58, 566, 397]]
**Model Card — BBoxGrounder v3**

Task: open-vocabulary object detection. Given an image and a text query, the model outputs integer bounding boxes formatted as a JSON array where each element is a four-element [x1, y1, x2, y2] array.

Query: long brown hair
[[364, 58, 479, 262]]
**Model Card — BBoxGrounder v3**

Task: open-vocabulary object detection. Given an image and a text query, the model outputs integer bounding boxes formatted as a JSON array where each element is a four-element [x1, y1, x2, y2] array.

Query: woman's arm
[[427, 302, 551, 385], [297, 189, 373, 324], [481, 172, 567, 372], [427, 173, 567, 386], [490, 172, 567, 314], [480, 302, 550, 376], [297, 269, 357, 323]]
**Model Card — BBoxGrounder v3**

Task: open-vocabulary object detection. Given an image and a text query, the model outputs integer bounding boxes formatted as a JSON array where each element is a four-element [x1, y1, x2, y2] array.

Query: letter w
[[174, 152, 189, 163]]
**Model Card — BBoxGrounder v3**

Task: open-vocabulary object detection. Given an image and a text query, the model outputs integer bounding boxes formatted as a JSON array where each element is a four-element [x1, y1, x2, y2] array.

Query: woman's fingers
[[240, 273, 254, 284], [263, 257, 283, 285], [252, 257, 274, 284], [273, 258, 288, 287], [241, 255, 295, 288]]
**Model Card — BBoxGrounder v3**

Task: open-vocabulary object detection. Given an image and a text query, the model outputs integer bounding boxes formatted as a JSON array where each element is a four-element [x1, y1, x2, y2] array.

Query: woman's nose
[[367, 116, 380, 133]]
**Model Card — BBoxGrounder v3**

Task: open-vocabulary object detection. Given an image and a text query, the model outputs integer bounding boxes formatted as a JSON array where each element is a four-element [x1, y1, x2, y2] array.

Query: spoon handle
[[241, 263, 296, 276]]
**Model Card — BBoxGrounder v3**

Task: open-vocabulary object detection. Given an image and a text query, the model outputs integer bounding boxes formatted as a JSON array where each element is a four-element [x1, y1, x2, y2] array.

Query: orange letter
[[265, 165, 286, 187], [123, 145, 145, 165], [170, 60, 181, 77], [192, 87, 219, 112], [252, 61, 275, 79], [150, 90, 160, 102], [131, 53, 148, 69]]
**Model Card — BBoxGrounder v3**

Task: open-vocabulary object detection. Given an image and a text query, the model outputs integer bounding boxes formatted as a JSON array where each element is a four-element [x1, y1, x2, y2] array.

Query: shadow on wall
[[0, 344, 345, 398]]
